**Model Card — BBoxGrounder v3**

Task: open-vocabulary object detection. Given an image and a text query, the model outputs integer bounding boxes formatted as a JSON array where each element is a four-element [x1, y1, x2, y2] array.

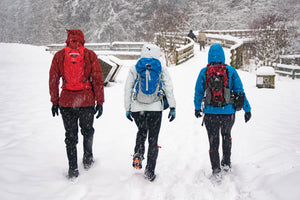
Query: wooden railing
[[205, 33, 255, 69], [154, 33, 194, 65], [204, 29, 255, 38], [47, 30, 256, 68], [46, 41, 145, 60], [155, 31, 254, 68], [278, 55, 300, 66], [175, 37, 194, 65], [273, 63, 300, 79], [47, 30, 300, 80]]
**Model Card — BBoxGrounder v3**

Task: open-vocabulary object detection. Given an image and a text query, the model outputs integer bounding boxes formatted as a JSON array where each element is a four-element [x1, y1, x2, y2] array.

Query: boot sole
[[133, 158, 142, 169]]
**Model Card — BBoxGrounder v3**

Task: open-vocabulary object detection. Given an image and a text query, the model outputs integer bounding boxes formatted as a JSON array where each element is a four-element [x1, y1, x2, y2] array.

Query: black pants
[[60, 106, 95, 170], [132, 111, 162, 172], [204, 114, 235, 171]]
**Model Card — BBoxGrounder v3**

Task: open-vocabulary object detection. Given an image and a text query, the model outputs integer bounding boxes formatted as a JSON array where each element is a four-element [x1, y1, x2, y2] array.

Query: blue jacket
[[194, 44, 251, 114]]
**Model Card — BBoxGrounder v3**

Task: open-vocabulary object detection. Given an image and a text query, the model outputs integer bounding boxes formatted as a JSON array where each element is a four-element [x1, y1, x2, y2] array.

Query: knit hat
[[141, 43, 161, 60]]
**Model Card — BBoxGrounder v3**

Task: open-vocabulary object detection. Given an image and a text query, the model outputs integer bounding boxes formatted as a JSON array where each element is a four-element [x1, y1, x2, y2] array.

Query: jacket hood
[[65, 29, 85, 47], [141, 43, 160, 60], [208, 44, 225, 64]]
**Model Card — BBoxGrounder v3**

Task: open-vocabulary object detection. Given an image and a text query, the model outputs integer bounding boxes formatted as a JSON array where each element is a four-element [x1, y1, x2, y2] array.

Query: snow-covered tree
[[250, 13, 291, 66], [152, 1, 188, 66], [0, 0, 299, 54]]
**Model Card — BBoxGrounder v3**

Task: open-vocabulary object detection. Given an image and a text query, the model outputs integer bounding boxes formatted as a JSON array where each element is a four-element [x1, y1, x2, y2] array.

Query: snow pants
[[204, 114, 235, 171], [199, 41, 205, 51], [60, 106, 95, 170], [132, 111, 162, 172]]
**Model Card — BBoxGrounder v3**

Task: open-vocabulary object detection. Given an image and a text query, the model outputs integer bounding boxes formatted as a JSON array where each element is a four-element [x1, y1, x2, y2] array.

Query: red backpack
[[62, 46, 92, 91], [204, 63, 231, 107]]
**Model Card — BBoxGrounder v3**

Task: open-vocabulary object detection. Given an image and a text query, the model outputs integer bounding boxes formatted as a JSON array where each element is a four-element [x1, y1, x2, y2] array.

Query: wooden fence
[[205, 33, 255, 69], [46, 41, 144, 60], [156, 31, 254, 68], [175, 38, 194, 65], [272, 63, 300, 79], [154, 33, 194, 65], [204, 29, 255, 38], [278, 55, 300, 66], [46, 30, 256, 69], [47, 30, 300, 81]]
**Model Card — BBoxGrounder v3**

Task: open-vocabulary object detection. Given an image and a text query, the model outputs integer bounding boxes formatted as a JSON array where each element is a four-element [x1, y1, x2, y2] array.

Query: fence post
[[292, 69, 295, 79], [230, 49, 235, 67]]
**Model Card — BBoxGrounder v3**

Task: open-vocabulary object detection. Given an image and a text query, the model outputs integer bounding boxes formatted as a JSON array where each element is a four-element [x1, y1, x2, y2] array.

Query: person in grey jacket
[[124, 43, 176, 181]]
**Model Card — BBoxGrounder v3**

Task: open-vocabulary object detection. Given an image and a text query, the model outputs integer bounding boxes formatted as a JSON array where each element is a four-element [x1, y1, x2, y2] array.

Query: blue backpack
[[134, 58, 163, 104]]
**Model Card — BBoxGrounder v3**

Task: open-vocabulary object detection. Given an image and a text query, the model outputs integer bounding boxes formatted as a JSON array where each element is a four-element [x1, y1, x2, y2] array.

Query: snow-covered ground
[[0, 43, 300, 200]]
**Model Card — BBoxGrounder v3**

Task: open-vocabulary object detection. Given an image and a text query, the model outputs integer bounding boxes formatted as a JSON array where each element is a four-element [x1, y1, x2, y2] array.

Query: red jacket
[[49, 48, 104, 107]]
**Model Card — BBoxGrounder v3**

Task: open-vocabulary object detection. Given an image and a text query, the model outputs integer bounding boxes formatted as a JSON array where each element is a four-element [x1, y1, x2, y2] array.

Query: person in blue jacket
[[194, 44, 252, 175]]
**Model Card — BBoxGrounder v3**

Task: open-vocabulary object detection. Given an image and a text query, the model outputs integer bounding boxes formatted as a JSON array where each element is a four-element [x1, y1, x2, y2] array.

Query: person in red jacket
[[49, 29, 104, 179]]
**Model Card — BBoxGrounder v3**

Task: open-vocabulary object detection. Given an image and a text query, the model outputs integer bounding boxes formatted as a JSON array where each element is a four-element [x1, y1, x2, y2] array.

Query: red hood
[[65, 29, 85, 47]]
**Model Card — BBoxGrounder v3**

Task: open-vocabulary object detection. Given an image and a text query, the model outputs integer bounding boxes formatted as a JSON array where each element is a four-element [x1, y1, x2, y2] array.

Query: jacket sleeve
[[161, 66, 176, 108], [49, 51, 62, 106], [231, 67, 251, 113], [89, 50, 105, 105], [124, 66, 136, 111], [194, 68, 206, 111]]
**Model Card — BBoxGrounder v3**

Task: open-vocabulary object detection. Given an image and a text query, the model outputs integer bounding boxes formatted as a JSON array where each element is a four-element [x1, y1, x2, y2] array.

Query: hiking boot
[[222, 165, 231, 172], [83, 157, 94, 170], [132, 153, 144, 170], [68, 168, 79, 179], [144, 169, 156, 182], [211, 168, 222, 183], [221, 158, 231, 167], [221, 159, 231, 172], [212, 168, 221, 175]]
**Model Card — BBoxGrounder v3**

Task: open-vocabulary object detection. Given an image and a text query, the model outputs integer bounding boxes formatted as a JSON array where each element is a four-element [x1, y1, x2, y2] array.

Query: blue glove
[[126, 111, 133, 121], [168, 107, 176, 122]]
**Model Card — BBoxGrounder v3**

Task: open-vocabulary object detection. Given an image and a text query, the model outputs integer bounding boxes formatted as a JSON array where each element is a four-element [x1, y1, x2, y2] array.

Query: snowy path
[[0, 43, 300, 200]]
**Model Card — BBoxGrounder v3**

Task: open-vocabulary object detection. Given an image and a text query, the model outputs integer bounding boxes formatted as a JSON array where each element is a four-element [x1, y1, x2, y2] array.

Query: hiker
[[194, 44, 251, 176], [197, 30, 207, 51], [49, 29, 104, 179], [124, 43, 176, 181], [188, 30, 197, 41]]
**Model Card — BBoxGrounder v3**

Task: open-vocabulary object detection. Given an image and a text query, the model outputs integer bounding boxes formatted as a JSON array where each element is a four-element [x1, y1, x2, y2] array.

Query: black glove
[[168, 107, 176, 122], [94, 104, 103, 119], [51, 105, 59, 117], [195, 110, 202, 118], [233, 92, 245, 111], [245, 112, 251, 123]]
